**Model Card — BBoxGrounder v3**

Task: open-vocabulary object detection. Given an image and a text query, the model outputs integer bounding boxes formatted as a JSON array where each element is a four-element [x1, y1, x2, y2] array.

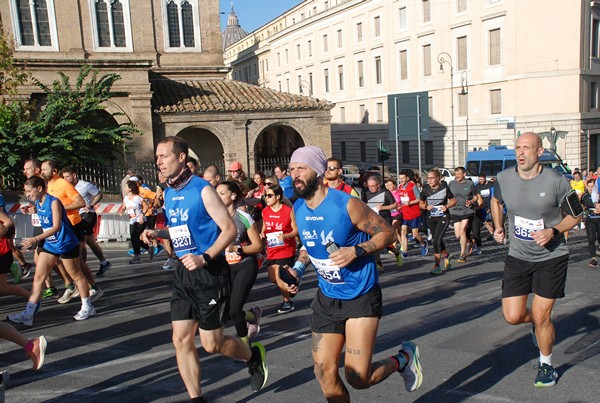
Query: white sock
[[81, 297, 92, 310], [539, 352, 552, 366]]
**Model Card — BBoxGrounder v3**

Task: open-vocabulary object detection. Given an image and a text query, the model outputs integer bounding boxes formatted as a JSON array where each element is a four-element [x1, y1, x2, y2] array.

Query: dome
[[222, 4, 248, 50]]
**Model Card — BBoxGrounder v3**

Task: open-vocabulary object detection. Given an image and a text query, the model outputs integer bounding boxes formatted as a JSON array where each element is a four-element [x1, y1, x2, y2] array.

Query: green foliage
[[0, 34, 29, 95], [0, 65, 141, 186]]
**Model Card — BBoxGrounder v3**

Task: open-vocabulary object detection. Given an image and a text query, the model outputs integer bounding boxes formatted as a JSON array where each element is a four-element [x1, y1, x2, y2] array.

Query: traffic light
[[378, 145, 390, 162]]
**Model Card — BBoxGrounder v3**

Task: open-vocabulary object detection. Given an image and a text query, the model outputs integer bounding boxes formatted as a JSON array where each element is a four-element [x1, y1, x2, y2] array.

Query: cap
[[229, 161, 242, 171], [128, 176, 140, 182]]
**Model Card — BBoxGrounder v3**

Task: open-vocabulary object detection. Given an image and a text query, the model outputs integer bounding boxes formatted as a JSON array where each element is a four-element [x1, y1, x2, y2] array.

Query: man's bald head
[[519, 132, 543, 149]]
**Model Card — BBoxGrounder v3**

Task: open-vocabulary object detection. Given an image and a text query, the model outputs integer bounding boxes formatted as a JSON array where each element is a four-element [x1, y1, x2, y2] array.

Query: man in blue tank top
[[141, 137, 268, 402], [281, 146, 423, 401]]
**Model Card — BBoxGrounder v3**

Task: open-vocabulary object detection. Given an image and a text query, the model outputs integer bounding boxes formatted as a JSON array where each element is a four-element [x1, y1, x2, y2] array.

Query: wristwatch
[[551, 227, 560, 238], [354, 245, 366, 257], [202, 253, 212, 266]]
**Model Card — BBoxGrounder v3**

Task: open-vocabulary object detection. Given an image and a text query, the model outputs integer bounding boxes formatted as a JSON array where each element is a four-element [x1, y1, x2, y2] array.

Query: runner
[[324, 157, 359, 197], [0, 207, 31, 300], [472, 174, 495, 254], [419, 168, 457, 275], [397, 171, 428, 258], [448, 167, 480, 263], [274, 164, 294, 199], [216, 181, 263, 346], [61, 166, 112, 276], [491, 132, 582, 387], [581, 178, 600, 268], [384, 178, 403, 252], [281, 146, 422, 401], [141, 137, 268, 400], [8, 176, 96, 326], [122, 181, 152, 264]]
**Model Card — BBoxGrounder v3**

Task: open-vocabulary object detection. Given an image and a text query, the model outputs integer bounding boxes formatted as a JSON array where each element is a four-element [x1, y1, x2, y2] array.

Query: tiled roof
[[152, 79, 334, 114]]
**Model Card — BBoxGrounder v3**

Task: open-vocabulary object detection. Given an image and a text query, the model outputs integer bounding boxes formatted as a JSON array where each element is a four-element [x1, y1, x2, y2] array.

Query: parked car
[[341, 165, 360, 186]]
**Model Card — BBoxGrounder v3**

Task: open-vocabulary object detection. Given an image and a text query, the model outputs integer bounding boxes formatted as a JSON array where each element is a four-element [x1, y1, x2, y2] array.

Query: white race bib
[[42, 227, 56, 242], [266, 231, 284, 248], [400, 196, 410, 205], [513, 215, 544, 241], [430, 206, 444, 217], [31, 213, 41, 227], [168, 224, 197, 254], [480, 189, 491, 198], [309, 256, 345, 284]]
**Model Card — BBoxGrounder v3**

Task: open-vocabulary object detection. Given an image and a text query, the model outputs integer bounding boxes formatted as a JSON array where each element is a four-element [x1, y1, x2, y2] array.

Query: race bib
[[370, 205, 379, 213], [42, 227, 56, 242], [266, 231, 284, 248], [309, 256, 345, 284], [168, 225, 197, 254], [513, 215, 544, 241], [430, 206, 444, 217], [31, 213, 41, 227], [225, 250, 243, 264], [480, 189, 490, 198], [400, 196, 410, 205]]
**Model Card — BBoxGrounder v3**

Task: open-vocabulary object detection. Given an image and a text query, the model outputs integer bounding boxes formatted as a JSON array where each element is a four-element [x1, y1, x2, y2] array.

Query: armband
[[292, 261, 306, 279]]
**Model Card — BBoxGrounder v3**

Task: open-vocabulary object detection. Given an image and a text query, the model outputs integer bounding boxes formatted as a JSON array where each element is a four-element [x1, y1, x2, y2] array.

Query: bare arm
[[0, 211, 13, 238], [22, 199, 62, 249], [63, 194, 85, 211], [491, 196, 505, 244]]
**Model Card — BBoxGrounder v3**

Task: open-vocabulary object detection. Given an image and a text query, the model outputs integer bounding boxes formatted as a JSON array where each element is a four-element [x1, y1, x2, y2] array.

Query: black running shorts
[[0, 251, 14, 274], [72, 221, 85, 242], [310, 284, 383, 335], [171, 255, 232, 330], [502, 254, 568, 299], [39, 244, 81, 260], [80, 212, 98, 236]]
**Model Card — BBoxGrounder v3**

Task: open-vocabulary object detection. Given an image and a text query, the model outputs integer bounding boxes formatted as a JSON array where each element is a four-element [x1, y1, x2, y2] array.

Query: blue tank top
[[294, 189, 377, 300], [35, 194, 79, 254], [164, 176, 220, 258]]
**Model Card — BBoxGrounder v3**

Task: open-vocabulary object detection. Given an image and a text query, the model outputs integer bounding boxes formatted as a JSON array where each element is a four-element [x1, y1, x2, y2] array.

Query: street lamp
[[460, 71, 469, 152], [437, 51, 455, 168]]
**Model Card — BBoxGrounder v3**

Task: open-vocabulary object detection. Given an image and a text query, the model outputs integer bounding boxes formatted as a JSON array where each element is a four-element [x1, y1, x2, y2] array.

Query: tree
[[0, 62, 141, 185]]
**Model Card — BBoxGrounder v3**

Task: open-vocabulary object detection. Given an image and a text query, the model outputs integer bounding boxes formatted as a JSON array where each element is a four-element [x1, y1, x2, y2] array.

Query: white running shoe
[[74, 306, 96, 321], [162, 257, 174, 271], [399, 340, 423, 392], [89, 287, 104, 303], [7, 310, 34, 327], [58, 287, 78, 304]]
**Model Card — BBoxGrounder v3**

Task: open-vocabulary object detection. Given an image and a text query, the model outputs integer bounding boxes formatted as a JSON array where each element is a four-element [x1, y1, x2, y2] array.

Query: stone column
[[129, 92, 155, 163]]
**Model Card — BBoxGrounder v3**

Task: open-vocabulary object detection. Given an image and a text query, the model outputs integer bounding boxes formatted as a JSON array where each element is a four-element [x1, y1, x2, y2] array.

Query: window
[[377, 102, 383, 122], [428, 96, 433, 117], [164, 0, 200, 50], [489, 28, 501, 65], [490, 89, 502, 114], [10, 0, 58, 49], [399, 7, 407, 31], [593, 19, 600, 58], [375, 56, 382, 84], [422, 0, 431, 23], [360, 142, 367, 162], [308, 40, 312, 57], [309, 72, 313, 95], [457, 0, 467, 13], [374, 16, 381, 37], [278, 80, 282, 91], [298, 75, 303, 93], [457, 36, 467, 70], [297, 43, 301, 60], [340, 106, 346, 123], [338, 65, 344, 91], [285, 48, 289, 64], [360, 104, 368, 123], [90, 0, 132, 51], [591, 82, 598, 110], [277, 52, 281, 67], [357, 60, 364, 87], [356, 22, 363, 42], [402, 141, 410, 163], [341, 142, 347, 161], [337, 29, 343, 48], [423, 44, 431, 76], [459, 92, 468, 117], [425, 141, 434, 165], [286, 78, 290, 92], [399, 50, 408, 80], [324, 68, 330, 92], [323, 34, 328, 52]]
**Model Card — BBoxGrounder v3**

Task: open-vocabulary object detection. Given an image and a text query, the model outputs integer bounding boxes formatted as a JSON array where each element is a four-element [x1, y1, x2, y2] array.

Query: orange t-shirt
[[47, 177, 82, 226], [138, 186, 157, 217]]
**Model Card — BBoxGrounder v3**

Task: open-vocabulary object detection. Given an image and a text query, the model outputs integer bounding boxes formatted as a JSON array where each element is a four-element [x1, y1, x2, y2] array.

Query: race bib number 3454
[[309, 256, 345, 284]]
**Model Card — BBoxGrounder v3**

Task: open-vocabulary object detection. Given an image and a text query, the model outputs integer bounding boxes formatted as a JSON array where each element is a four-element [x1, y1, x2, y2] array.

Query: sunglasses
[[265, 193, 276, 198], [265, 182, 273, 186], [228, 169, 241, 173], [327, 166, 340, 171]]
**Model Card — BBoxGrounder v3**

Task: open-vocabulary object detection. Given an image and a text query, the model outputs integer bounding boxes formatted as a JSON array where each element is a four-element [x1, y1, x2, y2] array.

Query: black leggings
[[130, 222, 149, 254], [586, 218, 600, 258], [472, 209, 485, 247], [229, 257, 259, 337], [427, 216, 450, 254]]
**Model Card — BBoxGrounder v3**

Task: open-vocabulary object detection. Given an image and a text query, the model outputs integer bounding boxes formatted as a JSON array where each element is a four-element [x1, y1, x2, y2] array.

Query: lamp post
[[438, 51, 455, 168], [460, 71, 469, 153]]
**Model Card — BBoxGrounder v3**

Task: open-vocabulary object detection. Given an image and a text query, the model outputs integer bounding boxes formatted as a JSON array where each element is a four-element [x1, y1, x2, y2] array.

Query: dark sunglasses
[[327, 166, 340, 171], [265, 182, 273, 186], [265, 193, 276, 198]]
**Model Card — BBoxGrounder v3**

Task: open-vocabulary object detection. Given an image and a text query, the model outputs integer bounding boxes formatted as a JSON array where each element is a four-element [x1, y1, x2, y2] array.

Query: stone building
[[0, 0, 333, 171]]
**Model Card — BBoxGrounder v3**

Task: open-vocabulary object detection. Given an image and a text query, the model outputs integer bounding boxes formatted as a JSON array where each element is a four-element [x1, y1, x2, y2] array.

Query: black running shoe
[[247, 342, 268, 391]]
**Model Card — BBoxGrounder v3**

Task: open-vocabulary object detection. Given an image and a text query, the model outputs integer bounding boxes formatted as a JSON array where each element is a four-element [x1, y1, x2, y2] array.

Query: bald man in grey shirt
[[491, 132, 582, 388]]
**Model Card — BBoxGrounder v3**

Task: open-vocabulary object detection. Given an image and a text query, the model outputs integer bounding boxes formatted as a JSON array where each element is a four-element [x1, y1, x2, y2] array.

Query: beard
[[294, 176, 319, 199]]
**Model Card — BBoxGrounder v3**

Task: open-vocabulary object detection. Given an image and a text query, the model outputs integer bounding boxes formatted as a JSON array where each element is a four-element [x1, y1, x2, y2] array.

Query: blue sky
[[220, 0, 303, 32]]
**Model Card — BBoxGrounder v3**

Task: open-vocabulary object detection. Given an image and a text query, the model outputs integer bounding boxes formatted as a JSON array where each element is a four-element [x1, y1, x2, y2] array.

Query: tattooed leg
[[312, 332, 348, 401]]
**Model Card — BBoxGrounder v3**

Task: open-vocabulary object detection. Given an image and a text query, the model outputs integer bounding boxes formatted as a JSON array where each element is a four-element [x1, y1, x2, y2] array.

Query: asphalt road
[[1, 230, 599, 402]]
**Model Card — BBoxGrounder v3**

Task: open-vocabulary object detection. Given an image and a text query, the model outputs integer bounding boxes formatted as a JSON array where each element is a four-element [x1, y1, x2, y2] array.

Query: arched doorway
[[177, 127, 225, 172], [254, 125, 304, 173]]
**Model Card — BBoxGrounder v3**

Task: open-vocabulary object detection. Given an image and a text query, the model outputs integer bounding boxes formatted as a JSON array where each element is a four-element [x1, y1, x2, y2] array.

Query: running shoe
[[473, 246, 481, 256], [74, 306, 96, 321], [531, 324, 538, 347], [154, 245, 165, 256], [128, 248, 147, 255], [162, 257, 175, 271], [277, 301, 295, 314], [7, 310, 34, 327], [444, 254, 452, 270], [21, 262, 31, 278], [395, 253, 404, 268], [376, 262, 383, 271], [401, 252, 409, 259], [398, 341, 423, 392], [467, 240, 475, 256], [588, 258, 598, 268], [420, 243, 429, 256], [247, 342, 268, 391], [96, 261, 112, 277], [89, 287, 104, 303], [42, 287, 58, 299], [58, 287, 78, 304], [247, 306, 263, 339], [129, 255, 142, 264], [430, 266, 443, 275], [28, 336, 47, 370], [10, 263, 21, 284], [534, 363, 558, 387], [457, 254, 467, 263]]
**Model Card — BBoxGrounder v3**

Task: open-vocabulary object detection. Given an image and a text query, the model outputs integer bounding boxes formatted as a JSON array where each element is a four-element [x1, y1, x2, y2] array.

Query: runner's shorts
[[402, 216, 422, 230], [502, 254, 568, 299], [38, 244, 80, 260], [310, 284, 383, 335], [171, 255, 232, 330], [80, 212, 98, 236], [0, 251, 14, 274]]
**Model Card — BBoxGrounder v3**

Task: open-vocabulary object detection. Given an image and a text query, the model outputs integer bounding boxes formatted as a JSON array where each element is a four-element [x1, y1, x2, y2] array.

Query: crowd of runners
[[0, 131, 590, 400]]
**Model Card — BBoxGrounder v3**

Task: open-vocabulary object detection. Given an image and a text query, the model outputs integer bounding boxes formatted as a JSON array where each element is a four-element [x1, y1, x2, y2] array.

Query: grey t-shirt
[[448, 179, 476, 217], [494, 166, 571, 261]]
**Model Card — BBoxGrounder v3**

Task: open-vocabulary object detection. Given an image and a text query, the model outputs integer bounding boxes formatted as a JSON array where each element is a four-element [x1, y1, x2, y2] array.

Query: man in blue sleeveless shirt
[[282, 146, 423, 401], [141, 137, 268, 402]]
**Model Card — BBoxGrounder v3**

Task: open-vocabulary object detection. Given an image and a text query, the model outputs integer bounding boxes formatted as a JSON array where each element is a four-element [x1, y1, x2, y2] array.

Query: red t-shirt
[[262, 204, 296, 259], [0, 219, 11, 255], [399, 181, 422, 220]]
